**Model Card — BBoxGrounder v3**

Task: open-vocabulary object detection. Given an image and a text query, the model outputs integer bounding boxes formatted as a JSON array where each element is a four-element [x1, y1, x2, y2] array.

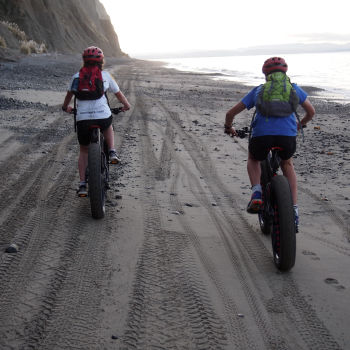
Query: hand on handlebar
[[225, 125, 249, 139], [111, 107, 124, 115], [111, 103, 130, 115], [62, 106, 74, 114], [122, 103, 130, 112], [224, 124, 237, 137], [297, 122, 307, 130]]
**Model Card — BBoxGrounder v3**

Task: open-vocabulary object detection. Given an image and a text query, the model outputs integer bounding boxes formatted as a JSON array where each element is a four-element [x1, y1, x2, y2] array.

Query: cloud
[[292, 32, 350, 43]]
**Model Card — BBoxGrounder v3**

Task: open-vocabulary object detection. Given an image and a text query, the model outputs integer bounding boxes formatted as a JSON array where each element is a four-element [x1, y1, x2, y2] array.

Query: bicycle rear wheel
[[88, 142, 105, 219], [271, 175, 296, 271]]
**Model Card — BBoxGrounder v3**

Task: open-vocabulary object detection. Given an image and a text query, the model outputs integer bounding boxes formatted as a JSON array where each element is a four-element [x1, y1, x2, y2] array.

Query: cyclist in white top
[[62, 46, 130, 196]]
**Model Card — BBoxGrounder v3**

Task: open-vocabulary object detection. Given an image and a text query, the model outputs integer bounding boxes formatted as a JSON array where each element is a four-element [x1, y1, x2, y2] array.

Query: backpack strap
[[105, 92, 110, 108], [73, 96, 77, 133]]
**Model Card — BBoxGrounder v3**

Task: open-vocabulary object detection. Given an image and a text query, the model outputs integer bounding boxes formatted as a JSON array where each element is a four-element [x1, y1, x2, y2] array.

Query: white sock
[[293, 204, 299, 216], [252, 184, 262, 193]]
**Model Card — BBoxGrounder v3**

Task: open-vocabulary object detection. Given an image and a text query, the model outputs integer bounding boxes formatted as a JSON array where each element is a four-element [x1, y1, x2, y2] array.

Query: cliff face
[[0, 0, 124, 57]]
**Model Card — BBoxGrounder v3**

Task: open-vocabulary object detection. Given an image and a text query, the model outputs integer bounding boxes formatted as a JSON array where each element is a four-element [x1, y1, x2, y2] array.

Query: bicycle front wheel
[[271, 175, 296, 271], [88, 142, 105, 219]]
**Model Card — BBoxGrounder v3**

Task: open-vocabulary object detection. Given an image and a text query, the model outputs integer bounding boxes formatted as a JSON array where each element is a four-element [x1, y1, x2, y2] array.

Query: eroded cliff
[[0, 0, 124, 59]]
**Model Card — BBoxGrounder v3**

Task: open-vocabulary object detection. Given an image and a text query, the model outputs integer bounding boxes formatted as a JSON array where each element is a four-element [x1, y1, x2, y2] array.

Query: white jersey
[[69, 70, 120, 121]]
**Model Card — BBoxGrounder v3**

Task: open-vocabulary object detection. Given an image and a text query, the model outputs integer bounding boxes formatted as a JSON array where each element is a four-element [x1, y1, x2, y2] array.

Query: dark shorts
[[248, 135, 296, 161], [76, 116, 113, 145]]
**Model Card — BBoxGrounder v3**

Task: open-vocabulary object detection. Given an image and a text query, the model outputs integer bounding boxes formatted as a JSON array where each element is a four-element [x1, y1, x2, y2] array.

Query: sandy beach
[[0, 54, 349, 349]]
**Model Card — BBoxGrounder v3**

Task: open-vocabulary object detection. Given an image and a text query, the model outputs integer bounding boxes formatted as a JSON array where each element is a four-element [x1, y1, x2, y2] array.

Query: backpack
[[71, 66, 104, 100], [256, 72, 299, 117]]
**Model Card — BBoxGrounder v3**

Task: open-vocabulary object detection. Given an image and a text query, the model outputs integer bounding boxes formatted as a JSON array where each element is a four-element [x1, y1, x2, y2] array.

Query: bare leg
[[280, 158, 297, 204], [247, 152, 261, 187], [103, 125, 115, 150], [78, 145, 89, 182]]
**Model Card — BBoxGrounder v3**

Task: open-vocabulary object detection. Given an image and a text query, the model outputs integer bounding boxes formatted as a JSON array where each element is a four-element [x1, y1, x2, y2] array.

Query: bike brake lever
[[111, 107, 124, 115]]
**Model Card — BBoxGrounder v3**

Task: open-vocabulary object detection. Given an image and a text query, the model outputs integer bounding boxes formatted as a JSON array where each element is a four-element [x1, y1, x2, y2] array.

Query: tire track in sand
[[120, 98, 228, 349]]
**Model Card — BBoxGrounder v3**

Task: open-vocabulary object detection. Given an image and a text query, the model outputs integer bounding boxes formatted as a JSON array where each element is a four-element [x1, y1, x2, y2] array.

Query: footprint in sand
[[324, 277, 346, 291], [302, 250, 320, 260]]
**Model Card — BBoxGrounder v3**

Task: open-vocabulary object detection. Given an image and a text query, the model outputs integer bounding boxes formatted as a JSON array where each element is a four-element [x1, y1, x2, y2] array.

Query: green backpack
[[256, 72, 299, 117]]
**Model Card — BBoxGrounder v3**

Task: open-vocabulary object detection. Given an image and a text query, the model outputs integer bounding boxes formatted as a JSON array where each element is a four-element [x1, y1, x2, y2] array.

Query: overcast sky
[[100, 0, 350, 57]]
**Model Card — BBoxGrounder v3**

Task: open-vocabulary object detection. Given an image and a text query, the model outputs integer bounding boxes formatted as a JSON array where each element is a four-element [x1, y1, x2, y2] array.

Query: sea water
[[159, 51, 350, 103]]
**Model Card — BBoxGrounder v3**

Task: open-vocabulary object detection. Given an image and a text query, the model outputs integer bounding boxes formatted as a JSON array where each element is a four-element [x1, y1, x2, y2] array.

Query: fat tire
[[259, 160, 272, 235], [88, 142, 105, 219], [271, 175, 296, 271]]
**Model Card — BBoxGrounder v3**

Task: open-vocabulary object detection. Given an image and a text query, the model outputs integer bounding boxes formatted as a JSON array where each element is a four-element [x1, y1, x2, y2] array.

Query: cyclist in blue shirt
[[224, 57, 315, 230]]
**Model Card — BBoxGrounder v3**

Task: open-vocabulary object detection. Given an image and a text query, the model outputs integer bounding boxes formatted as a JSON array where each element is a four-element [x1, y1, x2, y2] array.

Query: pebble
[[5, 243, 19, 253]]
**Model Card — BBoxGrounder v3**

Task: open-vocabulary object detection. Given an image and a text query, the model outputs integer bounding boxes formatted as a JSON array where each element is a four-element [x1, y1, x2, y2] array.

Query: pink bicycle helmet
[[262, 57, 288, 75], [82, 46, 104, 63]]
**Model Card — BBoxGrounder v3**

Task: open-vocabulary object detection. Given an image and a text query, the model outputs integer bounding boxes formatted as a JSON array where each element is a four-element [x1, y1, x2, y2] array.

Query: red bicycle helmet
[[262, 57, 288, 75], [82, 46, 104, 63]]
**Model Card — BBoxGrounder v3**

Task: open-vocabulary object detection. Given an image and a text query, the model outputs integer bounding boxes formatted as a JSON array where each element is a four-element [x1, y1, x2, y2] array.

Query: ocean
[[158, 51, 350, 103]]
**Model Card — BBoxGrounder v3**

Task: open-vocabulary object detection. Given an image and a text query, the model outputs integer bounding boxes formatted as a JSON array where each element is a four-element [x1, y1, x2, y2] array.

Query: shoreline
[[0, 52, 348, 106], [151, 56, 350, 105]]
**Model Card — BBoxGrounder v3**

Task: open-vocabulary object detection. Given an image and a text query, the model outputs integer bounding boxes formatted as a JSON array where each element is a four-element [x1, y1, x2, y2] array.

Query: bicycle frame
[[260, 148, 282, 226], [71, 105, 123, 219], [268, 147, 283, 177], [234, 127, 296, 270], [259, 147, 296, 271]]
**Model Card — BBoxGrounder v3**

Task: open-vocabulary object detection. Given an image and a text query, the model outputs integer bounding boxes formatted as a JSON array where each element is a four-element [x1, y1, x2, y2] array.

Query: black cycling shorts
[[76, 116, 113, 146], [248, 135, 296, 161]]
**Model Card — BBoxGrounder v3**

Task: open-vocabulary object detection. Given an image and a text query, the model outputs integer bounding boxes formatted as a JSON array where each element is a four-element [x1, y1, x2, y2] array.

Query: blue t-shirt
[[241, 84, 308, 137]]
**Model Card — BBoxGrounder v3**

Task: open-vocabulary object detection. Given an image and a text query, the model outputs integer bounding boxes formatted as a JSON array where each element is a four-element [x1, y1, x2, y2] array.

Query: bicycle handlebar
[[110, 107, 124, 115], [233, 124, 306, 139], [235, 127, 249, 139]]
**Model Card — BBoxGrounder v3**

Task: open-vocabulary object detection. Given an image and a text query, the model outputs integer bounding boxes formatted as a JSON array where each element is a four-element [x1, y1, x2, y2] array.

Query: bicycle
[[235, 128, 296, 271], [73, 107, 123, 219]]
